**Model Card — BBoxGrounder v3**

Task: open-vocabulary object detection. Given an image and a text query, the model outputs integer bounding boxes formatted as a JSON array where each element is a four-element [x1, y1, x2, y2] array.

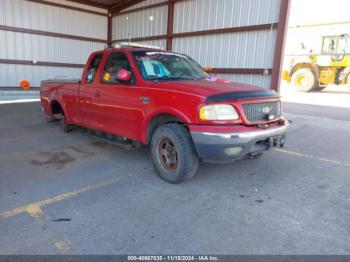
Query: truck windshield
[[132, 51, 208, 81]]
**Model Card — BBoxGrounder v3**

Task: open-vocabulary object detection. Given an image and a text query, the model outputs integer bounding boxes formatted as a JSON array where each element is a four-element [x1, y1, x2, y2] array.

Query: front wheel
[[291, 68, 319, 92], [151, 124, 199, 184], [346, 73, 350, 91], [313, 85, 327, 92]]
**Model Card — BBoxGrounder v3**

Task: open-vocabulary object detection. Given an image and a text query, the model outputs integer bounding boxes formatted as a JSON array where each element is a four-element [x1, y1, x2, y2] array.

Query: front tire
[[151, 124, 199, 184], [346, 73, 350, 91], [291, 68, 319, 92], [313, 85, 327, 92]]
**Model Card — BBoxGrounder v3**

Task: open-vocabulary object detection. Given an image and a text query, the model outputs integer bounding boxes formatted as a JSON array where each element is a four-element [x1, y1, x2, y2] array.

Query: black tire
[[291, 68, 319, 92], [313, 85, 327, 92], [60, 115, 72, 133], [345, 72, 350, 87], [45, 115, 56, 122], [150, 124, 199, 184]]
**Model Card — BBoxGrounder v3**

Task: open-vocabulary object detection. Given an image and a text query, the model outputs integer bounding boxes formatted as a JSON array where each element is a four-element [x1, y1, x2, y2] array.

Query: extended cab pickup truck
[[41, 46, 288, 183]]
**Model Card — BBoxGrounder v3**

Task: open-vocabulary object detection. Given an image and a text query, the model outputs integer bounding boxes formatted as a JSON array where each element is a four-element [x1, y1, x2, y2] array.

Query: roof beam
[[65, 0, 110, 9], [25, 0, 108, 16], [110, 0, 145, 14], [166, 0, 174, 50], [271, 0, 292, 92]]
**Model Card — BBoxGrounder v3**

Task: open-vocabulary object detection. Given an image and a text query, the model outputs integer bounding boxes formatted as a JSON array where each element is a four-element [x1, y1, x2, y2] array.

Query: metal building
[[0, 0, 290, 91]]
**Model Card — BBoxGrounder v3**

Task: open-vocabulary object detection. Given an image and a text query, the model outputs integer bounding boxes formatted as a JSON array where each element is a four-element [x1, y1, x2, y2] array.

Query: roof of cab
[[108, 47, 165, 52]]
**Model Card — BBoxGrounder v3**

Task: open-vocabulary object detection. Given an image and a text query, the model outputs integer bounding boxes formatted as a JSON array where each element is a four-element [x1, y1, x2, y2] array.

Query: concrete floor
[[0, 89, 39, 103], [281, 83, 350, 108], [0, 102, 350, 255]]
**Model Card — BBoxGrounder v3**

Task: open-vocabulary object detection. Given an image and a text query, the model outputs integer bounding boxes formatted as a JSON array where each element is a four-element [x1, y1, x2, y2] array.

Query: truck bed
[[40, 79, 81, 120], [42, 79, 80, 83]]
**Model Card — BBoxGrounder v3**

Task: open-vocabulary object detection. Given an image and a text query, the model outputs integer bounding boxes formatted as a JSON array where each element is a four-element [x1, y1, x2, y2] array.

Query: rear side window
[[85, 53, 103, 83], [102, 52, 134, 84]]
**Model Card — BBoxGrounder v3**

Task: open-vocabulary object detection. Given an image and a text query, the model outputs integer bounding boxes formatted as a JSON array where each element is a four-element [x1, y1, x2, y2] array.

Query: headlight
[[199, 104, 239, 121]]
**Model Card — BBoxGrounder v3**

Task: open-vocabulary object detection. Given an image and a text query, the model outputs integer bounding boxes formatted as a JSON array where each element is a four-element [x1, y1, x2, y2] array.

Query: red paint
[[40, 48, 284, 144]]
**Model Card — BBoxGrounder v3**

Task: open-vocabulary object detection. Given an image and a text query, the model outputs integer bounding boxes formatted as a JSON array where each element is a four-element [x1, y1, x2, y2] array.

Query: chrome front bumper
[[190, 120, 289, 163]]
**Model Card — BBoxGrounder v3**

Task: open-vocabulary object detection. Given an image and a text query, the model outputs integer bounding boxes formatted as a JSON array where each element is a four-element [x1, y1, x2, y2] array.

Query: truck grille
[[243, 102, 281, 122]]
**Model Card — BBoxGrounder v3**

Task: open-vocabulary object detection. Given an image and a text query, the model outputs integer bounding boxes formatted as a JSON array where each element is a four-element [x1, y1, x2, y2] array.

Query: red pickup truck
[[41, 46, 288, 183]]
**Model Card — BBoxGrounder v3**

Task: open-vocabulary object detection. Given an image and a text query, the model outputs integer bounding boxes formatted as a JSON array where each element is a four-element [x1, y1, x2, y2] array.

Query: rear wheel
[[45, 115, 56, 122], [60, 115, 73, 133], [150, 124, 199, 184], [291, 68, 319, 92]]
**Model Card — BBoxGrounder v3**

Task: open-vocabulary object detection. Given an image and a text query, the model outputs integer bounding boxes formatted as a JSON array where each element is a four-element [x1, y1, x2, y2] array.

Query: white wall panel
[[110, 0, 282, 89], [0, 30, 105, 64], [0, 0, 107, 87], [0, 0, 107, 39], [137, 39, 167, 49], [112, 5, 167, 40], [173, 29, 277, 69], [174, 0, 280, 33], [217, 74, 271, 90], [0, 64, 83, 87]]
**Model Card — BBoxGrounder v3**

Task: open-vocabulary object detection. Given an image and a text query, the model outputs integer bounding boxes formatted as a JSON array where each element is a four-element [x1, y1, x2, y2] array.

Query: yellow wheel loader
[[283, 34, 350, 92]]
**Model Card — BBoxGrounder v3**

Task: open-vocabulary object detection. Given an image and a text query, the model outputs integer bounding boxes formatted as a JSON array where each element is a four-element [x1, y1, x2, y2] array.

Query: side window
[[322, 37, 337, 54], [85, 53, 103, 83], [102, 52, 134, 84]]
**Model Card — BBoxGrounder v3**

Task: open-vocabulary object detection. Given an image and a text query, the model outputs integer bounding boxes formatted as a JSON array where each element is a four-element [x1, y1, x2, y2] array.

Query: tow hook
[[265, 135, 286, 150]]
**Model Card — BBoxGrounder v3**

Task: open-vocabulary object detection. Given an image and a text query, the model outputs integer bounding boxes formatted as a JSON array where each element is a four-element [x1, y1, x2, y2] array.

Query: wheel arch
[[50, 99, 72, 123], [291, 63, 320, 79], [51, 100, 65, 115], [143, 110, 191, 145]]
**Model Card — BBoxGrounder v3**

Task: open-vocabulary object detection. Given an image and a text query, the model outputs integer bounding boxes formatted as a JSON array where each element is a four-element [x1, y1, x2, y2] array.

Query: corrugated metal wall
[[0, 31, 103, 64], [172, 30, 277, 70], [0, 0, 107, 87], [112, 5, 167, 40], [173, 0, 280, 32], [1, 0, 285, 89], [137, 39, 167, 49], [0, 64, 82, 87], [112, 0, 283, 89]]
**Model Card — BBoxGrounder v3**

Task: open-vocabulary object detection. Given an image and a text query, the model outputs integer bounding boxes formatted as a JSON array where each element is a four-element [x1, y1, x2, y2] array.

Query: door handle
[[140, 96, 150, 104]]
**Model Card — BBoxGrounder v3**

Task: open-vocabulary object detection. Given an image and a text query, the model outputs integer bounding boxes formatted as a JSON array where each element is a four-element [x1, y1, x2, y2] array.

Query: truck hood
[[153, 77, 279, 102]]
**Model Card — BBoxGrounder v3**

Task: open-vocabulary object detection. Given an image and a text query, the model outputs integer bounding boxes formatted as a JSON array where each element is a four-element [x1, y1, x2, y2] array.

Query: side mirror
[[117, 69, 131, 82]]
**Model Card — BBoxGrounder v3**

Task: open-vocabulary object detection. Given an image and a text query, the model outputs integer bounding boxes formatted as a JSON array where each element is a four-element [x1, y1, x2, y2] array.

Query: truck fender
[[49, 94, 68, 120], [142, 108, 192, 144]]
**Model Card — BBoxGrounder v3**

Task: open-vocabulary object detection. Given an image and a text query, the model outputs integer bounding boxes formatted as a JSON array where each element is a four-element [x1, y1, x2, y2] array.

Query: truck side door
[[93, 51, 143, 140], [79, 52, 104, 129]]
